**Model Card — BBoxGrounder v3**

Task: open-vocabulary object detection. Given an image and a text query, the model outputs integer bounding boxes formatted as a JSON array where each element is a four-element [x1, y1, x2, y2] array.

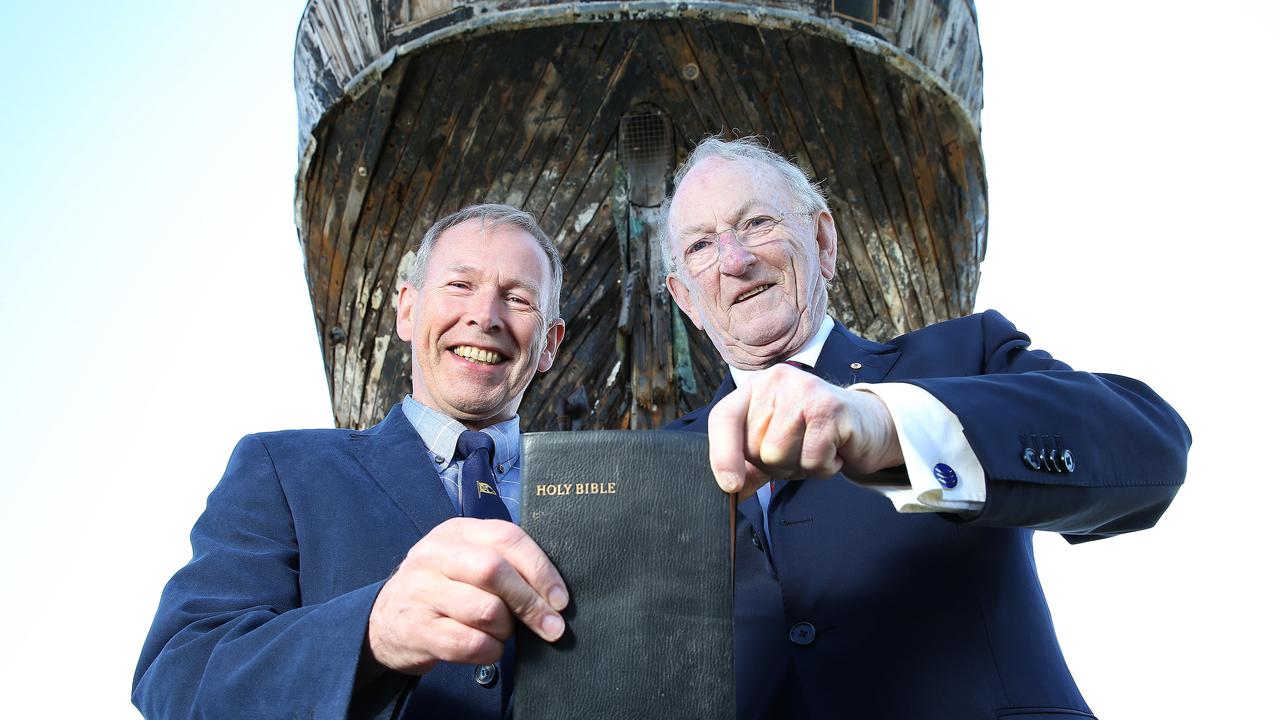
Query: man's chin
[[443, 400, 510, 427], [727, 317, 801, 347], [718, 328, 807, 368]]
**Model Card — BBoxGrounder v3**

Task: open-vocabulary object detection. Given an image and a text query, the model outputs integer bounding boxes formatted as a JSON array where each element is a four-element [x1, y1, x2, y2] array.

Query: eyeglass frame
[[671, 209, 817, 276]]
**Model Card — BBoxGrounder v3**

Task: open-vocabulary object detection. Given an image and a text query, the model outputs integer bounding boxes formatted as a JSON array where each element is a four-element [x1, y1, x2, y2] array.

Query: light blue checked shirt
[[401, 395, 524, 523]]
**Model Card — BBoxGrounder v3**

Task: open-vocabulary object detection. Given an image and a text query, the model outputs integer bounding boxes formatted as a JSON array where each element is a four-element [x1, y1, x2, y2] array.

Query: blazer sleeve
[[132, 435, 414, 719], [905, 310, 1192, 543]]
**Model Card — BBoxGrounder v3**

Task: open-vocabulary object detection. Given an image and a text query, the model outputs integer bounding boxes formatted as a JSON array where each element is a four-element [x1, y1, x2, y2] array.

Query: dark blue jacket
[[132, 405, 508, 719], [668, 310, 1190, 720]]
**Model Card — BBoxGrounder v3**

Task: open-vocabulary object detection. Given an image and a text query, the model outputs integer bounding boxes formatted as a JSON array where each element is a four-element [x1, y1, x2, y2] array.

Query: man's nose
[[717, 231, 758, 276], [465, 290, 505, 331]]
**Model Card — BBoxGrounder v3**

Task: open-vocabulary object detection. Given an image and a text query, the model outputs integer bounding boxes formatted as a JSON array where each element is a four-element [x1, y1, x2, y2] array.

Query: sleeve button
[[1022, 447, 1041, 470]]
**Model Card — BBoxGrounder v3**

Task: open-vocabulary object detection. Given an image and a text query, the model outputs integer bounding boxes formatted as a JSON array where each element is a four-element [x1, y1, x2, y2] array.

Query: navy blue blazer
[[133, 406, 508, 719], [669, 310, 1190, 720]]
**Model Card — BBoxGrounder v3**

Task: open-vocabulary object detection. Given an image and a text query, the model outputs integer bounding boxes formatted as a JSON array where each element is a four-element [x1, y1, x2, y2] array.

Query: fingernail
[[541, 613, 565, 640], [548, 585, 569, 611]]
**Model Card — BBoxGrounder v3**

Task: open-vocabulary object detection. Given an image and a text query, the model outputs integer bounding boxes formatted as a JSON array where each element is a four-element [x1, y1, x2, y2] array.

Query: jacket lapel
[[813, 321, 902, 387], [349, 404, 457, 536], [675, 373, 737, 433]]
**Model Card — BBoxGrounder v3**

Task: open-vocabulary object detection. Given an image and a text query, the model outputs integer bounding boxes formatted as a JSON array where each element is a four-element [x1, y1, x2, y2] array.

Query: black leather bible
[[513, 430, 734, 720]]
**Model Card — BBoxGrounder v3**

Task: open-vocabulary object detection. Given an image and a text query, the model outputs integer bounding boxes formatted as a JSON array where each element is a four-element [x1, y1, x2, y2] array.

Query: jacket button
[[789, 622, 816, 646], [750, 528, 764, 551], [1062, 449, 1076, 472], [474, 663, 499, 688], [1022, 447, 1041, 470]]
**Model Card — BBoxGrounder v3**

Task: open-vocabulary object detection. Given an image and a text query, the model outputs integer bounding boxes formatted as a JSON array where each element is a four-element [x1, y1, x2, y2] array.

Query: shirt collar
[[728, 314, 835, 388], [400, 395, 521, 470]]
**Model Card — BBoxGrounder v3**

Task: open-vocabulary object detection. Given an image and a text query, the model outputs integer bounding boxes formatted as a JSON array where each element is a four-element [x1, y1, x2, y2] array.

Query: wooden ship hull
[[293, 0, 988, 431]]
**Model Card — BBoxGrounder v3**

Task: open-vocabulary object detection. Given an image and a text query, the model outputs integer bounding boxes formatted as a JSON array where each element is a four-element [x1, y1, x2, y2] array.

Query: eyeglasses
[[675, 211, 812, 275]]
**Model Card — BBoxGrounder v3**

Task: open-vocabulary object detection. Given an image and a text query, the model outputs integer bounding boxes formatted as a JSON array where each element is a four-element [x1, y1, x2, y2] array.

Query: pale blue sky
[[1, 2, 1275, 717]]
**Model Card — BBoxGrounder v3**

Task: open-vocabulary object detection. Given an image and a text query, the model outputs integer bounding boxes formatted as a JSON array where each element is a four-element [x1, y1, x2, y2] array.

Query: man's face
[[665, 156, 837, 370], [396, 220, 564, 428]]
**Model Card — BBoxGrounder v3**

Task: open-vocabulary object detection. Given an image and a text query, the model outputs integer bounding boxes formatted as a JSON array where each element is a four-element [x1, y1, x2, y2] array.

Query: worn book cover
[[513, 430, 734, 720]]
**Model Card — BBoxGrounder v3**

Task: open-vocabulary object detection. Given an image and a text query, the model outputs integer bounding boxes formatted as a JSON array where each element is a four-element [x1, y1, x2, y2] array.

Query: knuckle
[[519, 547, 555, 584], [506, 595, 540, 623], [473, 595, 508, 628], [811, 391, 841, 416], [425, 621, 468, 659], [758, 439, 786, 466], [804, 415, 835, 444], [416, 618, 460, 658], [467, 550, 507, 586], [448, 627, 491, 662], [489, 521, 525, 549]]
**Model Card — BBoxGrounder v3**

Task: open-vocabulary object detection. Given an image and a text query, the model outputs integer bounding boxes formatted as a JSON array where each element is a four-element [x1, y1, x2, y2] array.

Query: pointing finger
[[708, 386, 751, 493]]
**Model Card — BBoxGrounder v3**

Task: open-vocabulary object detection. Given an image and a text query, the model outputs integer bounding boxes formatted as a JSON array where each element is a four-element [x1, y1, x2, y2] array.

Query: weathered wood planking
[[294, 1, 984, 152], [294, 5, 987, 431]]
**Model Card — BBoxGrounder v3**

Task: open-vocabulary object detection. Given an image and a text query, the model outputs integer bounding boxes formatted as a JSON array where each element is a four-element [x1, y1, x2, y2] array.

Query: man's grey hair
[[406, 203, 563, 320], [660, 136, 829, 275]]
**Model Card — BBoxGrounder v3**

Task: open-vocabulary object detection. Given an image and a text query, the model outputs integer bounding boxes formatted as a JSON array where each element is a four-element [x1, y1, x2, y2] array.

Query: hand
[[707, 364, 905, 494], [366, 518, 568, 676]]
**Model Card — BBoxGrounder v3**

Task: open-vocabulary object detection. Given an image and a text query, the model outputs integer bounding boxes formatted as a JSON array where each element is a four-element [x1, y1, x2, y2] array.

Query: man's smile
[[732, 282, 776, 305], [449, 344, 508, 365]]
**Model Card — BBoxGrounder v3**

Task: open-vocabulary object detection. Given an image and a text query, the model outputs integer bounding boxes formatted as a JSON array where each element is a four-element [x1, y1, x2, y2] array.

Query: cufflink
[[932, 463, 958, 489]]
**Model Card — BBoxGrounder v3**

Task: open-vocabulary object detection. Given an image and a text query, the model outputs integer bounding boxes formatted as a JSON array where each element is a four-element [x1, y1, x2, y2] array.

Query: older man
[[663, 138, 1191, 720], [135, 204, 569, 719]]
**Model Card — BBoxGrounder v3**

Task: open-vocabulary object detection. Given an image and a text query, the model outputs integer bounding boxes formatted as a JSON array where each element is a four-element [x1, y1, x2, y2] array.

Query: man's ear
[[538, 318, 567, 373], [665, 273, 704, 330], [815, 210, 838, 281], [396, 283, 417, 342]]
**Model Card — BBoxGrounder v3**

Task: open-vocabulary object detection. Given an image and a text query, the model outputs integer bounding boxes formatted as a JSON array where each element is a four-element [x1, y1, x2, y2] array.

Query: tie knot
[[782, 360, 814, 373], [457, 430, 495, 459]]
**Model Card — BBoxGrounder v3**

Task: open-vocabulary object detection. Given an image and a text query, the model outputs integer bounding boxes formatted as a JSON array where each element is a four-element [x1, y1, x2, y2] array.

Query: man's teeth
[[452, 346, 502, 364], [735, 285, 770, 303]]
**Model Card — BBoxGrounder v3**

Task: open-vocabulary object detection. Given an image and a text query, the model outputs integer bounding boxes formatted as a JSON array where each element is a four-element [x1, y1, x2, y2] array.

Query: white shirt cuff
[[850, 382, 986, 514]]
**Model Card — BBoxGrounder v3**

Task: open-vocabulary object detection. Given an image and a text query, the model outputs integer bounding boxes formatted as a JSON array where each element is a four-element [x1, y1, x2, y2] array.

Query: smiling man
[[663, 138, 1192, 720], [135, 205, 569, 719]]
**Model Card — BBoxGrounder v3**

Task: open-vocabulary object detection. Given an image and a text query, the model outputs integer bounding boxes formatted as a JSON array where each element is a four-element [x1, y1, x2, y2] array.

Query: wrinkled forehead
[[669, 156, 795, 233]]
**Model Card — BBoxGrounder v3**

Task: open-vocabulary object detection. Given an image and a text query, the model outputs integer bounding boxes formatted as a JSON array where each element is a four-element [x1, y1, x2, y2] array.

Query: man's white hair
[[660, 136, 829, 275]]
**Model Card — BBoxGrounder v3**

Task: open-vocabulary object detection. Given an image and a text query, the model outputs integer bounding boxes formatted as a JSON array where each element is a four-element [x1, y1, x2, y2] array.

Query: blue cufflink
[[932, 463, 958, 489]]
